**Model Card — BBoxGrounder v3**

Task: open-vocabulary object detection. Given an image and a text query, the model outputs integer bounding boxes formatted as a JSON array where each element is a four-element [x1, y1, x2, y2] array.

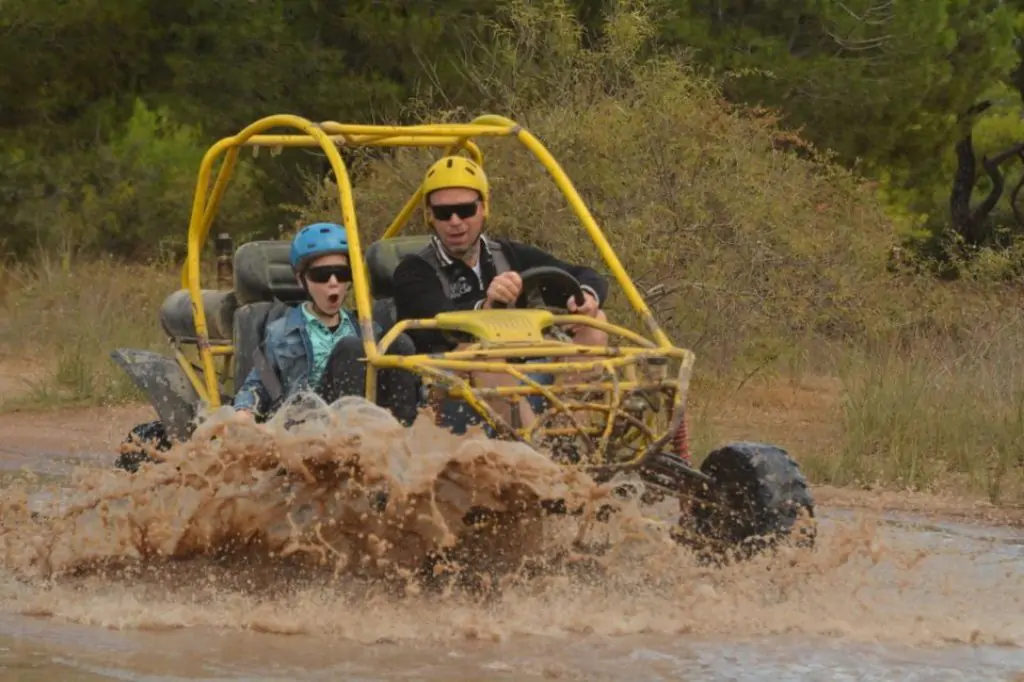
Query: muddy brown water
[[0, 398, 1021, 681]]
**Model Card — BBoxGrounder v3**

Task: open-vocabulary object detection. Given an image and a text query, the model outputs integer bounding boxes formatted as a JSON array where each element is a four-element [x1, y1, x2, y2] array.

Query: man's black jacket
[[391, 235, 609, 354]]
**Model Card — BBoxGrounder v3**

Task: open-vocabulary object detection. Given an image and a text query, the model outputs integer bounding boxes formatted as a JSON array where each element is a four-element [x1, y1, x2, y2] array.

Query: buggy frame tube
[[474, 114, 671, 347], [184, 115, 376, 407], [179, 112, 678, 412], [237, 135, 486, 151]]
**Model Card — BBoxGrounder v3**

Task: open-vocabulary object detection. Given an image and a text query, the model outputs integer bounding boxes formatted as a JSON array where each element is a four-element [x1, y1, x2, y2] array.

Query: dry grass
[[831, 320, 1024, 505], [0, 253, 176, 410]]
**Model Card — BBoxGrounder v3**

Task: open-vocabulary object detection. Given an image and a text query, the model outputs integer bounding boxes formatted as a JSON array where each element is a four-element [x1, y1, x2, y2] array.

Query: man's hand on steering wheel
[[567, 290, 600, 317], [483, 271, 523, 308]]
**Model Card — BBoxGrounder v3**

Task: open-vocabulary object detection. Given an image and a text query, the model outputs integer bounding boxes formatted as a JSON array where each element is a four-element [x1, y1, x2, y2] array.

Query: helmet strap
[[309, 299, 334, 318], [299, 274, 314, 305], [465, 233, 483, 265]]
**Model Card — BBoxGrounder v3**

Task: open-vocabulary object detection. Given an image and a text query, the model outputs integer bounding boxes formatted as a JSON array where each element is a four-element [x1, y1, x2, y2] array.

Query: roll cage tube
[[181, 114, 671, 408]]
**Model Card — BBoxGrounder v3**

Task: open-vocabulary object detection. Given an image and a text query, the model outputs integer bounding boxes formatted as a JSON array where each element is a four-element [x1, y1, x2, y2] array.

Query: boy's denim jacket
[[232, 305, 378, 418]]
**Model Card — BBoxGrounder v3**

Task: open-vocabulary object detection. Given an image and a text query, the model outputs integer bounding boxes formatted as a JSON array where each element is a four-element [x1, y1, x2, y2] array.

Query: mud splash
[[1, 396, 614, 585], [1, 395, 1022, 664]]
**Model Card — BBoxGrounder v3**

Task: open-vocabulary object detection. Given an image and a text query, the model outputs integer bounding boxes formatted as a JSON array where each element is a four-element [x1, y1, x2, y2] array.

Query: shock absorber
[[673, 409, 691, 466]]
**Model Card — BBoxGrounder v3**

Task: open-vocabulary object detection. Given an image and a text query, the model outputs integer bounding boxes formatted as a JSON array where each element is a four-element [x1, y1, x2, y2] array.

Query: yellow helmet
[[422, 155, 490, 221]]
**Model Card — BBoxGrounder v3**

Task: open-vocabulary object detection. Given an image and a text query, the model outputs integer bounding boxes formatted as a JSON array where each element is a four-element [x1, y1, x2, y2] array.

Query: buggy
[[111, 113, 815, 560]]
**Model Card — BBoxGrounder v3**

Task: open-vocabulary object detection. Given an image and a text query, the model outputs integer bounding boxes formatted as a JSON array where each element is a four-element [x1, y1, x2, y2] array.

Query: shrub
[[295, 0, 900, 375], [3, 99, 266, 262]]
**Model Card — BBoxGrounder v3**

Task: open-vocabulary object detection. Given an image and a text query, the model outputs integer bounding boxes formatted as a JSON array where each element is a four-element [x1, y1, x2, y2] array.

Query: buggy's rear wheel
[[681, 442, 815, 561]]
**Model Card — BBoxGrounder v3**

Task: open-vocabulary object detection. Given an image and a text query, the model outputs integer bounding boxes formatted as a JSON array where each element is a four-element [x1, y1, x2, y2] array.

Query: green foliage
[[657, 0, 1024, 255], [2, 100, 265, 261], [1, 0, 1023, 268], [2, 0, 1022, 502]]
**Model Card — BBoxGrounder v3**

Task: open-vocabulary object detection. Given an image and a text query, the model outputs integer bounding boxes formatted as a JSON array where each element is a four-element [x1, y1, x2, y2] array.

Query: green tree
[[657, 0, 1023, 227]]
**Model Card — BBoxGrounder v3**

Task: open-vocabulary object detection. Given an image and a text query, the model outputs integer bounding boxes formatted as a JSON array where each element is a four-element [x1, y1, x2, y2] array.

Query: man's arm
[[392, 255, 482, 352], [506, 241, 610, 305]]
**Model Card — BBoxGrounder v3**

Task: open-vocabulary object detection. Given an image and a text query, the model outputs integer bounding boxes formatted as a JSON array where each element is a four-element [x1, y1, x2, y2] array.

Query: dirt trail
[[0, 404, 152, 474], [815, 485, 1024, 528]]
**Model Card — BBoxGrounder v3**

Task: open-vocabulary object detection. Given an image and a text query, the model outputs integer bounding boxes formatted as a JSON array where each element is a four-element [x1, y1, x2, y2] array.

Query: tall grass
[[0, 252, 176, 409], [825, 305, 1024, 504]]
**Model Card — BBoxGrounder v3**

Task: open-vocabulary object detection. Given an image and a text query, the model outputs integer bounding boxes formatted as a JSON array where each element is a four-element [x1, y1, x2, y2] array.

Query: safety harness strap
[[417, 237, 511, 300]]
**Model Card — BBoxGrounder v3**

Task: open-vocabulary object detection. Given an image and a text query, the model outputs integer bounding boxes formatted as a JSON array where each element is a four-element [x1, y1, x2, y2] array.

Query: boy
[[233, 222, 419, 424]]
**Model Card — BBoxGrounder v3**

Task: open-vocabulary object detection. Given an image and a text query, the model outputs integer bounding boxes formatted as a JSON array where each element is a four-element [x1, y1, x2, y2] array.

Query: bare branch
[[950, 105, 1024, 245], [825, 0, 896, 54], [834, 0, 895, 26], [826, 31, 893, 52], [1010, 172, 1024, 229], [1011, 152, 1024, 229]]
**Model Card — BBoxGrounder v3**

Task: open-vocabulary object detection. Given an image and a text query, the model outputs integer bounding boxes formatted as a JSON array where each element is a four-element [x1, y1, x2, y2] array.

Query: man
[[233, 221, 420, 425], [391, 155, 610, 428]]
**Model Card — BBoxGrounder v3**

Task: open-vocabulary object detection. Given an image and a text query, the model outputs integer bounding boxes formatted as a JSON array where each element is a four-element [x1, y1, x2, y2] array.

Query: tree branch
[[950, 123, 1024, 245], [974, 141, 1024, 226], [1010, 152, 1024, 229], [834, 0, 894, 26]]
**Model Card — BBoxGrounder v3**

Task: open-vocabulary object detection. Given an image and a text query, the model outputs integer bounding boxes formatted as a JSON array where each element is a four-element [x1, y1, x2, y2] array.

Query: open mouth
[[327, 293, 340, 305]]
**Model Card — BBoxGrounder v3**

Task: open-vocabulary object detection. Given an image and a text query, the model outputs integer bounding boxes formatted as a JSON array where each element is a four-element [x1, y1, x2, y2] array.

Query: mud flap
[[110, 348, 200, 441]]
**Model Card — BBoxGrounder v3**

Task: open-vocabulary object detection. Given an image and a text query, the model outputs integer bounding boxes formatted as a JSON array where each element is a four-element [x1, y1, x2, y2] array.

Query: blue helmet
[[289, 222, 349, 273]]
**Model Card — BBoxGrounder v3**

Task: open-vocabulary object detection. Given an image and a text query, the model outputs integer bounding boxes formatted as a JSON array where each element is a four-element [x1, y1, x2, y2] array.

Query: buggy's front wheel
[[677, 442, 816, 561]]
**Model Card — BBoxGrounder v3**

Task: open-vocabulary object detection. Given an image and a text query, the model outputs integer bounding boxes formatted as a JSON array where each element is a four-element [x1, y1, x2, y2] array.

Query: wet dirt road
[[0, 403, 1022, 681]]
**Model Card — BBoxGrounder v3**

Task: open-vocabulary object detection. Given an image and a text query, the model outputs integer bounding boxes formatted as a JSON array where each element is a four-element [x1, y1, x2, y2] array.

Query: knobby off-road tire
[[115, 420, 173, 473], [686, 441, 816, 562]]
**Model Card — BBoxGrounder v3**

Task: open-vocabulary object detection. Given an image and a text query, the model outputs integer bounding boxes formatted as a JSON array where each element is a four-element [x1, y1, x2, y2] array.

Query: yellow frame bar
[[180, 113, 676, 410]]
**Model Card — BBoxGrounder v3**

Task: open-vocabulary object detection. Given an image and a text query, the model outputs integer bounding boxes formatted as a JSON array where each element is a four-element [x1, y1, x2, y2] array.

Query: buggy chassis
[[112, 113, 815, 559]]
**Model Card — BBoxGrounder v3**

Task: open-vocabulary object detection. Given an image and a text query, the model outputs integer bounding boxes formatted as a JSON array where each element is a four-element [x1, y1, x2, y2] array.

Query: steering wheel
[[492, 266, 586, 314], [441, 267, 587, 347]]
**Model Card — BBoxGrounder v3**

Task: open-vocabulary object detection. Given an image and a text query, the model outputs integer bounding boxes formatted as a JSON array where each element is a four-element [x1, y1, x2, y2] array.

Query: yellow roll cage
[[181, 113, 693, 452]]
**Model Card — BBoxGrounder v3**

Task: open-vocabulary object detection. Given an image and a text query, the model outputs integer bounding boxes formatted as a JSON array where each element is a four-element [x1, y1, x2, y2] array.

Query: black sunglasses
[[429, 201, 479, 222], [305, 264, 352, 284]]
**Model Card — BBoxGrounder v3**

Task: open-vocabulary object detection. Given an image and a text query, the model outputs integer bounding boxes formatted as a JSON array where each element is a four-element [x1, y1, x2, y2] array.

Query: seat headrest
[[234, 236, 433, 305], [365, 235, 432, 299], [233, 240, 306, 305]]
